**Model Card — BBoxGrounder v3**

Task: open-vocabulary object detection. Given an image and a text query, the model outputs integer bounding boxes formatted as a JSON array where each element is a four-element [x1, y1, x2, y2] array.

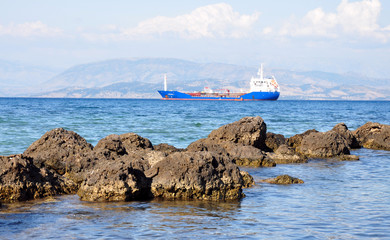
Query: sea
[[0, 98, 389, 239]]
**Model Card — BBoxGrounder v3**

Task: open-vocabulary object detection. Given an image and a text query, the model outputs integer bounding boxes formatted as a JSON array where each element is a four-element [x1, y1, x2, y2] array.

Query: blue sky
[[1, 0, 390, 78]]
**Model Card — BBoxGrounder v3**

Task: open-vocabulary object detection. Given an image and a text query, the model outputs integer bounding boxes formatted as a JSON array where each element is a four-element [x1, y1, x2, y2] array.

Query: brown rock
[[119, 133, 154, 151], [240, 171, 254, 188], [207, 116, 267, 150], [77, 157, 152, 202], [267, 144, 308, 164], [148, 151, 244, 200], [332, 123, 360, 149], [287, 129, 318, 149], [186, 138, 229, 156], [93, 134, 127, 160], [154, 143, 183, 154], [23, 128, 94, 176], [230, 145, 276, 167], [262, 175, 304, 184], [353, 122, 390, 151], [265, 132, 286, 152], [0, 155, 77, 203], [296, 131, 351, 158]]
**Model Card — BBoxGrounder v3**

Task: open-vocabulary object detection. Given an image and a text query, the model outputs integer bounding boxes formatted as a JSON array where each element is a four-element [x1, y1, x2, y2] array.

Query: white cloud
[[120, 3, 260, 39], [0, 21, 63, 38], [274, 0, 390, 41]]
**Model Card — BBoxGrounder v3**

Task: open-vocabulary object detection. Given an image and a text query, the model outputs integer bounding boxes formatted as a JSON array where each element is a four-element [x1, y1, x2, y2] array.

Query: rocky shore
[[1, 117, 389, 203]]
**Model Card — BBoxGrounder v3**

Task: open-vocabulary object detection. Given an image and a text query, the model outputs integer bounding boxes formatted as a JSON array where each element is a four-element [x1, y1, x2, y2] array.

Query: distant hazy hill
[[0, 59, 58, 96], [1, 58, 389, 100]]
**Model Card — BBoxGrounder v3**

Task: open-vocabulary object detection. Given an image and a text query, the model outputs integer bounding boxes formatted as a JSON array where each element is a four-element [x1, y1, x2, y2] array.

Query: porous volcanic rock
[[262, 175, 304, 184], [119, 133, 154, 152], [296, 131, 351, 158], [332, 123, 360, 149], [154, 143, 183, 154], [229, 145, 276, 167], [207, 116, 267, 150], [23, 128, 94, 176], [148, 151, 244, 200], [77, 158, 152, 201], [0, 155, 77, 203], [93, 134, 127, 160], [287, 129, 318, 149], [267, 144, 308, 164], [353, 122, 390, 150], [187, 139, 275, 167], [265, 132, 286, 152], [240, 171, 254, 188]]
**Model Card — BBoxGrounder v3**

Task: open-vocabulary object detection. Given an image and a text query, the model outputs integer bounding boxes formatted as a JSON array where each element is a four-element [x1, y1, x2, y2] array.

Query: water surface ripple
[[0, 98, 390, 239]]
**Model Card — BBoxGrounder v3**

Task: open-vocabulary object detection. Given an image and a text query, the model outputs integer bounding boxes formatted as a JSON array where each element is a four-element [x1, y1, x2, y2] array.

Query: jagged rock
[[207, 116, 267, 150], [265, 132, 286, 152], [287, 129, 318, 149], [77, 157, 152, 201], [262, 175, 304, 184], [93, 134, 127, 160], [240, 171, 254, 188], [0, 155, 77, 203], [119, 133, 154, 151], [188, 139, 275, 167], [332, 123, 360, 149], [186, 138, 229, 156], [267, 144, 308, 164], [154, 143, 183, 154], [23, 128, 94, 176], [353, 122, 390, 151], [296, 131, 352, 158], [148, 151, 244, 200], [230, 145, 276, 167]]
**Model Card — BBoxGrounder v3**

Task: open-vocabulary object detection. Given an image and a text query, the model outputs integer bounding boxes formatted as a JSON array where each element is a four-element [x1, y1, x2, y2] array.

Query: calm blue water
[[1, 98, 390, 239]]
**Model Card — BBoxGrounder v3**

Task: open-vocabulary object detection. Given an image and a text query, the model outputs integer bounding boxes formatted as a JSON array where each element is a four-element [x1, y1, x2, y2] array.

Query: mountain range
[[1, 58, 389, 100]]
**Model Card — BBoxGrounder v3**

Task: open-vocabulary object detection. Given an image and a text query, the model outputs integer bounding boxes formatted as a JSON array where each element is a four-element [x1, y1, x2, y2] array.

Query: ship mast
[[164, 74, 167, 91], [257, 64, 264, 80], [260, 64, 263, 80]]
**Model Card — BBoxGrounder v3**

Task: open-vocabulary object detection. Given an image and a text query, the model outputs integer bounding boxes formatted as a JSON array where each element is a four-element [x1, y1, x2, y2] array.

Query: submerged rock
[[0, 155, 77, 203], [262, 175, 304, 185], [353, 122, 390, 151]]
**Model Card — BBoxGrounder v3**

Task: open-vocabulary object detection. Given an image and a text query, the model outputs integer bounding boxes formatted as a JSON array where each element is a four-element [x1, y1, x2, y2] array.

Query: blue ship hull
[[158, 90, 279, 101]]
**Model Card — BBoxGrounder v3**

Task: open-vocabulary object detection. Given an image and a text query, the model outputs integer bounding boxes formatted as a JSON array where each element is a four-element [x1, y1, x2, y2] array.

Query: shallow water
[[1, 98, 390, 239]]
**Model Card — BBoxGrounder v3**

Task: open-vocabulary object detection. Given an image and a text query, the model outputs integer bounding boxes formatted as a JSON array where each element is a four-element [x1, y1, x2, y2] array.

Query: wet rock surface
[[77, 158, 152, 202], [0, 154, 77, 203], [147, 151, 244, 200], [267, 144, 308, 164], [262, 175, 304, 184]]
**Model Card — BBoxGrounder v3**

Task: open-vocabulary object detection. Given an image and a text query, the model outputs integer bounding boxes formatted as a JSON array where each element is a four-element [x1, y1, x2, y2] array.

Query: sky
[[1, 0, 390, 78]]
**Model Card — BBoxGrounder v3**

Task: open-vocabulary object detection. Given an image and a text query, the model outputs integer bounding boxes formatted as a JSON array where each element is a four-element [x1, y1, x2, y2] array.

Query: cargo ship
[[158, 64, 280, 101]]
